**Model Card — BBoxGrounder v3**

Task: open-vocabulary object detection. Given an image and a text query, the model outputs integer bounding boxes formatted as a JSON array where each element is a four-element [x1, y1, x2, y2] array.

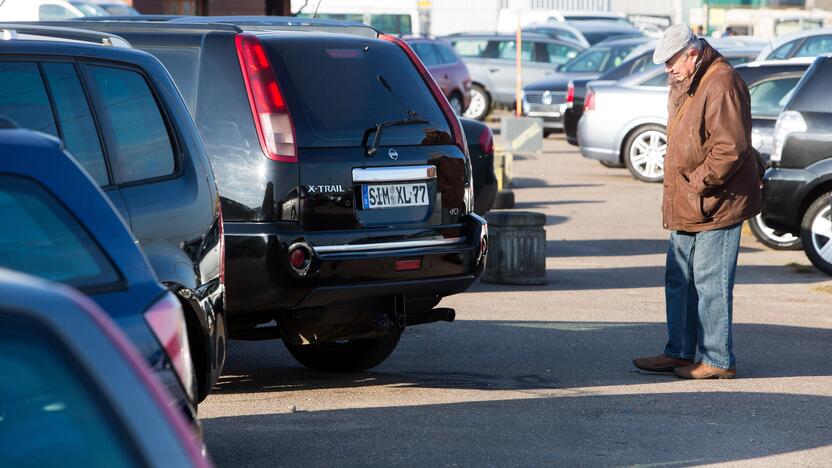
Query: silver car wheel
[[810, 204, 832, 264], [749, 214, 801, 250], [464, 86, 488, 120], [628, 129, 666, 182]]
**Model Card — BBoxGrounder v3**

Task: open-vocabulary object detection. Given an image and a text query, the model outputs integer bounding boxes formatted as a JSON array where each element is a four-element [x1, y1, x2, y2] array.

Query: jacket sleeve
[[687, 79, 751, 196]]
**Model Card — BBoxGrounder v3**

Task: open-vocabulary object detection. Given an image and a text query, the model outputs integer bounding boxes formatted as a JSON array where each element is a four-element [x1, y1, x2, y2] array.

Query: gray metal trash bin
[[481, 211, 547, 285]]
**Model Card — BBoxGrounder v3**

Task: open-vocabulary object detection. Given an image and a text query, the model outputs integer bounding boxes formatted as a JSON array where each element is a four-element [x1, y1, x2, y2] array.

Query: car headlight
[[770, 110, 806, 163]]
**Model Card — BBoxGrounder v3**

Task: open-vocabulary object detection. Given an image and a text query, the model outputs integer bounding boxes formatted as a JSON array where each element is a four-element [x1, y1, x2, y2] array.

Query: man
[[633, 25, 763, 379]]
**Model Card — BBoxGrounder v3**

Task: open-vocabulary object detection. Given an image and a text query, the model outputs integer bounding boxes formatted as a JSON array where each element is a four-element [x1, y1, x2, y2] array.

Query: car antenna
[[313, 0, 322, 19]]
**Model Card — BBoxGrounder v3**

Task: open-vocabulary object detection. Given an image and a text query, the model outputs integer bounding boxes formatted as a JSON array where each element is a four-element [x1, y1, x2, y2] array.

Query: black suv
[[0, 25, 226, 402], [762, 55, 832, 275], [68, 17, 488, 371]]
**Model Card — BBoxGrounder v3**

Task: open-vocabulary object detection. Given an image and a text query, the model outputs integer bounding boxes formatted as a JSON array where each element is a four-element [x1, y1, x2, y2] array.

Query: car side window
[[411, 43, 441, 67], [0, 175, 120, 291], [641, 71, 669, 87], [749, 76, 801, 118], [41, 63, 109, 186], [769, 41, 797, 60], [89, 66, 175, 184], [793, 35, 832, 58], [542, 43, 580, 65], [497, 40, 533, 61], [451, 39, 489, 58], [38, 4, 77, 20], [436, 44, 458, 65], [0, 62, 58, 137], [0, 314, 139, 467]]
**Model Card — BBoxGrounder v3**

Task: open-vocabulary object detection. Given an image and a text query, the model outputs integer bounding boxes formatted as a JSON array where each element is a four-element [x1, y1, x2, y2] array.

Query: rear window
[[0, 175, 120, 291], [563, 45, 635, 73], [267, 39, 451, 148]]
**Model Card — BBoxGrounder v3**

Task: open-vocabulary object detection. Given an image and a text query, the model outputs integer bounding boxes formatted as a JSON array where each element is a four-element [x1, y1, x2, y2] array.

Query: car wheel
[[624, 125, 666, 183], [449, 92, 464, 115], [599, 160, 625, 169], [800, 192, 832, 275], [283, 331, 402, 372], [463, 84, 490, 121], [748, 214, 802, 250]]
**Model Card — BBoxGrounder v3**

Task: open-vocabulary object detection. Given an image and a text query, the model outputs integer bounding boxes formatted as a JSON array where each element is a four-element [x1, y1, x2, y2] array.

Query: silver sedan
[[577, 49, 759, 183]]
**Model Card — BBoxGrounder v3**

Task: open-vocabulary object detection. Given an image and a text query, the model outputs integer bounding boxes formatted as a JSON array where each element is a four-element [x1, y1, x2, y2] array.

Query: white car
[[0, 0, 88, 21], [755, 27, 832, 62]]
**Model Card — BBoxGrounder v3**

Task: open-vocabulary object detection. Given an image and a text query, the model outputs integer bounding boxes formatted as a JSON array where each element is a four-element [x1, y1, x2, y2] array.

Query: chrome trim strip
[[313, 236, 466, 254], [352, 165, 436, 183]]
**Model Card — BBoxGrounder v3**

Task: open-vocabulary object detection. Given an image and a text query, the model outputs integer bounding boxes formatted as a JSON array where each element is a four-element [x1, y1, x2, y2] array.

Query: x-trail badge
[[388, 148, 399, 160]]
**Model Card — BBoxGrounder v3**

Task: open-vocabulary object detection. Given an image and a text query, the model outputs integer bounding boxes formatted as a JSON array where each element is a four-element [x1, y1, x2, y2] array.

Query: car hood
[[524, 72, 599, 91]]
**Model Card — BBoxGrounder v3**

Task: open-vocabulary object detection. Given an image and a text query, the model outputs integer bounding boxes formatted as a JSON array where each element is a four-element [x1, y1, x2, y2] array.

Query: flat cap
[[653, 24, 696, 64]]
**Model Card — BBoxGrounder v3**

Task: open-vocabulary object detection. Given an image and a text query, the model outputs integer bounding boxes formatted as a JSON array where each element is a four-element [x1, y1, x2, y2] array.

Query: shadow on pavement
[[472, 264, 828, 291], [206, 319, 832, 466], [514, 199, 605, 210], [203, 391, 832, 467], [546, 238, 762, 257]]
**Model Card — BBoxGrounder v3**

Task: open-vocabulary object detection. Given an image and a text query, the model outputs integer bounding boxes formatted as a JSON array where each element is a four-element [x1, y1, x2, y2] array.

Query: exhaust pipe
[[408, 307, 455, 326]]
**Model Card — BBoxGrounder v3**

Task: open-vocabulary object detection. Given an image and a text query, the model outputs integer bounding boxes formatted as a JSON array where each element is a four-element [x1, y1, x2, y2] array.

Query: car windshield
[[0, 175, 120, 291], [563, 44, 636, 73], [69, 2, 109, 16]]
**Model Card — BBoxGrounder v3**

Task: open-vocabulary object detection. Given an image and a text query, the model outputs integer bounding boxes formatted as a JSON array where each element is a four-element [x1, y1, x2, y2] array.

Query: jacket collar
[[673, 40, 724, 96]]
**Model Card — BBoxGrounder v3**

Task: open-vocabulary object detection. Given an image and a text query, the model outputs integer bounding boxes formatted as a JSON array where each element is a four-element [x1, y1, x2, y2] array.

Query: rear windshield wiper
[[364, 116, 429, 157]]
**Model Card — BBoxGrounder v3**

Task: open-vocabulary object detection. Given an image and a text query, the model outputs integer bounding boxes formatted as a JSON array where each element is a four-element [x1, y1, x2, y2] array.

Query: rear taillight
[[771, 110, 806, 164], [584, 89, 596, 111], [235, 33, 297, 163], [379, 33, 467, 156], [144, 292, 195, 401], [566, 82, 575, 109], [217, 199, 225, 285], [479, 126, 494, 155]]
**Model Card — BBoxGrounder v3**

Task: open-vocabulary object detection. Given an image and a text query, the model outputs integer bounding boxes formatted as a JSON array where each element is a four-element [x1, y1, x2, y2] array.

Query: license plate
[[362, 183, 428, 209]]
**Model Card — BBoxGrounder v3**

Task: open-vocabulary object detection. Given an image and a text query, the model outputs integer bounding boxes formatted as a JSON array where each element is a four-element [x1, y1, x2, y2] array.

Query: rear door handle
[[488, 68, 500, 73]]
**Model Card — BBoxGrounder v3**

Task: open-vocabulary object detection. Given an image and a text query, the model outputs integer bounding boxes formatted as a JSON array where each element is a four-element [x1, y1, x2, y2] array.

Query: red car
[[406, 36, 472, 114]]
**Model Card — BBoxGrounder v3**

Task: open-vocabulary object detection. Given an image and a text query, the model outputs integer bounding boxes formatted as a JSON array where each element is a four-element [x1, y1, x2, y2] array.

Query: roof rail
[[0, 23, 131, 48], [167, 15, 379, 38]]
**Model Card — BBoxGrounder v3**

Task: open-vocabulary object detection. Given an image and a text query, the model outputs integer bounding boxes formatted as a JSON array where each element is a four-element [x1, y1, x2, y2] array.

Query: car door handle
[[444, 74, 449, 79], [488, 68, 500, 73]]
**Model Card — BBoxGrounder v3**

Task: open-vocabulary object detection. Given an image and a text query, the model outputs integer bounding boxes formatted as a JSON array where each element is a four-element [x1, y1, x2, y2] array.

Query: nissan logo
[[388, 148, 399, 160]]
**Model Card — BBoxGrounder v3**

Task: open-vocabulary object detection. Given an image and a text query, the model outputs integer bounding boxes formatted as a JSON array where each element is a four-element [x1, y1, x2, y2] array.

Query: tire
[[748, 214, 802, 250], [623, 124, 666, 183], [284, 331, 402, 372], [800, 192, 832, 276], [448, 92, 464, 115], [463, 84, 490, 121], [599, 160, 625, 169]]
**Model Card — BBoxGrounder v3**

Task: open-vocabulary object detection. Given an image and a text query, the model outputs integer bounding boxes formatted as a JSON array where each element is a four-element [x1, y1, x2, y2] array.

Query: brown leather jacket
[[662, 41, 763, 232]]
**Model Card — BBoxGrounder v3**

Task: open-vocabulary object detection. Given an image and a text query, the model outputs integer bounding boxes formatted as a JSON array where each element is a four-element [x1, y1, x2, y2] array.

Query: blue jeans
[[663, 223, 742, 370]]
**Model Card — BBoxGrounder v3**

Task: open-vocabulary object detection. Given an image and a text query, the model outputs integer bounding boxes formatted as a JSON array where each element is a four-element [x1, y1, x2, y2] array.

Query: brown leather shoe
[[674, 362, 736, 380], [633, 354, 694, 373]]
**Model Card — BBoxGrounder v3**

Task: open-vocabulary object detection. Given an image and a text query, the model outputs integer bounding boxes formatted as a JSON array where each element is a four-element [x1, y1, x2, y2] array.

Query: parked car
[[523, 21, 589, 48], [405, 36, 472, 114], [521, 36, 649, 135], [0, 26, 226, 402], [577, 47, 776, 183], [755, 27, 832, 62], [562, 20, 644, 45], [0, 127, 199, 428], [0, 268, 209, 468], [564, 42, 761, 147], [0, 0, 88, 20], [444, 32, 584, 120], [461, 117, 498, 215], [65, 17, 488, 371], [68, 1, 110, 16], [762, 55, 832, 275]]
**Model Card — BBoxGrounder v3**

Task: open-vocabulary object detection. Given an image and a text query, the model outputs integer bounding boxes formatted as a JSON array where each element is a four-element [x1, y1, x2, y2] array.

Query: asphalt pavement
[[200, 134, 832, 467]]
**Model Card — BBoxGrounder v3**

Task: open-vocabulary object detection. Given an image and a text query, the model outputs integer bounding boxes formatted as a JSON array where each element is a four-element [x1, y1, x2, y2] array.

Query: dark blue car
[[0, 128, 198, 427]]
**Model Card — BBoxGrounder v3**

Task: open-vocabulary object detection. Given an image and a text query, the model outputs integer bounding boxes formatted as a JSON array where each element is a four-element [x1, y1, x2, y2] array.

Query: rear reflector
[[144, 292, 195, 401], [235, 33, 297, 163], [394, 259, 422, 272], [379, 33, 467, 156]]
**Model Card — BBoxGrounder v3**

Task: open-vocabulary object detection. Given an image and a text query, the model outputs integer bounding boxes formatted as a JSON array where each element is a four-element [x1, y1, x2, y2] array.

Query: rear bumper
[[762, 167, 814, 234], [223, 214, 487, 327]]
